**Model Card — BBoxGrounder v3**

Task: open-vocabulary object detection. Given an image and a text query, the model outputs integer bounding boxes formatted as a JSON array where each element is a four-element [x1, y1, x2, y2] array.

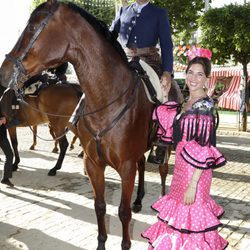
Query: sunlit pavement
[[0, 125, 249, 250]]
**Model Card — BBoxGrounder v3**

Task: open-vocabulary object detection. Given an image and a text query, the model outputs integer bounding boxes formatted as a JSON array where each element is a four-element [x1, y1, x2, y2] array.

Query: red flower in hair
[[187, 46, 212, 61]]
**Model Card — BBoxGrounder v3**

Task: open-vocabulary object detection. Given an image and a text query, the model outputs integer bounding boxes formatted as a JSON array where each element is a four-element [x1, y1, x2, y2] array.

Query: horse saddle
[[129, 57, 163, 104], [24, 81, 48, 96]]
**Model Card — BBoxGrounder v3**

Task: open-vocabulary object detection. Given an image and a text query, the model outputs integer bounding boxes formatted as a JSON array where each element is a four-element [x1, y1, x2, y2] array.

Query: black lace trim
[[180, 147, 226, 170], [173, 97, 217, 148]]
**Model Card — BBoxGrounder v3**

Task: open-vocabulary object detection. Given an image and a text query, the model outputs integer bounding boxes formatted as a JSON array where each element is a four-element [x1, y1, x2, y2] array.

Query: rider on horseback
[[110, 0, 182, 164]]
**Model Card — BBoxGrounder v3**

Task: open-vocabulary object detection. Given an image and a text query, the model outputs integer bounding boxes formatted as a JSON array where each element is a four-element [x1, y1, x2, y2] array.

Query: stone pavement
[[0, 126, 249, 250]]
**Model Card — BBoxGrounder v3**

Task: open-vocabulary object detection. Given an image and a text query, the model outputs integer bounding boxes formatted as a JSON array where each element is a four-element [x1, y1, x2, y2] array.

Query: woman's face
[[186, 63, 207, 93]]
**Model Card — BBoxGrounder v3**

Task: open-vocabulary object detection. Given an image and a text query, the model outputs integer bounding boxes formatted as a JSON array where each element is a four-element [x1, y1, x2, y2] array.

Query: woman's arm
[[183, 168, 203, 205]]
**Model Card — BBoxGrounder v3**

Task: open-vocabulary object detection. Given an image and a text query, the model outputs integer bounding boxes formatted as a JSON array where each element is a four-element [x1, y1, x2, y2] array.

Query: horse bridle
[[5, 2, 59, 88]]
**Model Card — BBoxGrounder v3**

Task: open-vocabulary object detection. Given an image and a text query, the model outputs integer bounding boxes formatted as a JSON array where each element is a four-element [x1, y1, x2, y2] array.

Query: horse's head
[[0, 0, 69, 89]]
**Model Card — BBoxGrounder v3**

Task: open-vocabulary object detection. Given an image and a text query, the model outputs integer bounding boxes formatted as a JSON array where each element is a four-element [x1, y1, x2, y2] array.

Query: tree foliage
[[199, 3, 250, 131], [31, 0, 115, 26], [199, 3, 250, 66], [154, 0, 210, 43]]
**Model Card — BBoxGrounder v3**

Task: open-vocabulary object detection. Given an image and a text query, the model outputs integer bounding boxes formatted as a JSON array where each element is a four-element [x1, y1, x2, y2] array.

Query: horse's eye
[[28, 25, 36, 32]]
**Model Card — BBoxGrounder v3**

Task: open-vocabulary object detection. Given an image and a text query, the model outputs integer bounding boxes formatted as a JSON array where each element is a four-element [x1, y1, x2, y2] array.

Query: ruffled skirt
[[142, 195, 228, 249], [141, 142, 228, 249]]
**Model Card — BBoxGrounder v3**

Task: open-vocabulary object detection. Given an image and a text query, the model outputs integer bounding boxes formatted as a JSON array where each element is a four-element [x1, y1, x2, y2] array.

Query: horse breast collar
[[82, 74, 141, 162]]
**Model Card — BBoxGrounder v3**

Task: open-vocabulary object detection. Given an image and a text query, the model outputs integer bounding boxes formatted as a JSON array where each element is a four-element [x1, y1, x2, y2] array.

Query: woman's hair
[[186, 57, 211, 78]]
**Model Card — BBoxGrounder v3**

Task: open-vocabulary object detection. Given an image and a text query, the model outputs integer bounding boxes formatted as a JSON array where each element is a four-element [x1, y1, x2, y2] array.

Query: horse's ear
[[47, 0, 57, 6]]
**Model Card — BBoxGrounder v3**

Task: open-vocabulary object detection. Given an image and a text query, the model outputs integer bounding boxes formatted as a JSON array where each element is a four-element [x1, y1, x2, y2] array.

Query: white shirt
[[134, 1, 149, 13]]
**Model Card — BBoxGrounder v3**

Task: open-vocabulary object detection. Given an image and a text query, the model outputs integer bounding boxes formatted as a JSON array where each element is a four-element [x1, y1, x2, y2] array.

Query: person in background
[[142, 56, 228, 249], [0, 116, 14, 187], [110, 0, 173, 101]]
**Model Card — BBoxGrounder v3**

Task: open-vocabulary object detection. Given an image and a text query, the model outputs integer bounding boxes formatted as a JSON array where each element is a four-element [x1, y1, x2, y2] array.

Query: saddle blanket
[[137, 60, 163, 103]]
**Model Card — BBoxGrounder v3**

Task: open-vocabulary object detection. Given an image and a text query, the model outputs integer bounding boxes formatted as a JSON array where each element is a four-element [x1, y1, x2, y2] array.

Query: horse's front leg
[[132, 156, 145, 213], [85, 156, 107, 250], [48, 134, 68, 176], [7, 127, 20, 171], [119, 160, 137, 250]]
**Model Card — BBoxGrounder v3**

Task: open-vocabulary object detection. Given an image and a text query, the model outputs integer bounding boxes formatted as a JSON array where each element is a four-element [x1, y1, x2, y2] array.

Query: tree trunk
[[241, 62, 249, 131]]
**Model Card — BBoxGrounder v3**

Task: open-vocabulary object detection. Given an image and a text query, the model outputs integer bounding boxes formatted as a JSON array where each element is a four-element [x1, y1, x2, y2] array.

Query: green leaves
[[32, 0, 115, 26], [199, 3, 250, 66], [154, 0, 208, 43]]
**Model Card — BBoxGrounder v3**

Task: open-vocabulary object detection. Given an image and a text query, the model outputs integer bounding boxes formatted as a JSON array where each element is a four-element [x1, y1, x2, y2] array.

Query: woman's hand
[[0, 117, 6, 126], [183, 182, 197, 205]]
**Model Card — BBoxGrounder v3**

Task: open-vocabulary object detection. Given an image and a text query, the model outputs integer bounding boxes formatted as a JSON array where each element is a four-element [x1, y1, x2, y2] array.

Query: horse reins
[[14, 77, 134, 143]]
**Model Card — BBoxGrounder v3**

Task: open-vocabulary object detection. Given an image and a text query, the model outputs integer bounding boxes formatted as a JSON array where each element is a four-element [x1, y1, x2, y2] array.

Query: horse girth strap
[[83, 75, 141, 161]]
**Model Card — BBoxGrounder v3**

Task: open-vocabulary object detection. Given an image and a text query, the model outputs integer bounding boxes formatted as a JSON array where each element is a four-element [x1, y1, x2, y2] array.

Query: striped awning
[[208, 67, 250, 111]]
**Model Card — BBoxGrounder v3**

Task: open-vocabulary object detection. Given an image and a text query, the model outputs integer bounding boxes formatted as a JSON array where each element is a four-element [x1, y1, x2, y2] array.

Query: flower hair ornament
[[187, 46, 212, 61]]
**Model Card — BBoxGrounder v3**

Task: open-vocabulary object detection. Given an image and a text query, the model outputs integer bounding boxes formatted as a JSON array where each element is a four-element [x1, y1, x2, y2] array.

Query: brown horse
[[0, 1, 181, 249], [0, 83, 82, 175]]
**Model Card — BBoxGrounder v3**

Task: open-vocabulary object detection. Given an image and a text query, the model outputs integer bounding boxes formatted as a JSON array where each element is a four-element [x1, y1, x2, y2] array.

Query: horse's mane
[[28, 2, 128, 65], [67, 2, 128, 64]]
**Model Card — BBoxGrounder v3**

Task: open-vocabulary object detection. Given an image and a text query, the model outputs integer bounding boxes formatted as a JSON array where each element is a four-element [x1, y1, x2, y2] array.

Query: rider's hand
[[160, 71, 171, 102]]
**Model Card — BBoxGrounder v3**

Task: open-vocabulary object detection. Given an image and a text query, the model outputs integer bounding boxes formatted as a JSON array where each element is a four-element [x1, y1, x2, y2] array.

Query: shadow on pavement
[[0, 222, 85, 250]]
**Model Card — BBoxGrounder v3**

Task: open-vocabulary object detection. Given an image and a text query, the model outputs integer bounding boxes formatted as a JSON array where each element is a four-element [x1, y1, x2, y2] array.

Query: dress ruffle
[[151, 195, 224, 233], [142, 224, 228, 250], [152, 101, 179, 143], [180, 140, 226, 169]]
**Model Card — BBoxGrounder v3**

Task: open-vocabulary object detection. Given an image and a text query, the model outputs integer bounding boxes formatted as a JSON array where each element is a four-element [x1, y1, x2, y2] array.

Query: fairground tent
[[208, 66, 250, 111]]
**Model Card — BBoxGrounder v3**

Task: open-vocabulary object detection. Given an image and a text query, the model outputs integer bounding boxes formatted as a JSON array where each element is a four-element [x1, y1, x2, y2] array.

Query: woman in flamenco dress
[[142, 56, 228, 249]]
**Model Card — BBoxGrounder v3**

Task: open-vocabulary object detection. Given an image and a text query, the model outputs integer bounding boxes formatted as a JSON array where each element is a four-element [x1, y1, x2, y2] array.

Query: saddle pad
[[24, 81, 44, 96], [138, 60, 163, 103]]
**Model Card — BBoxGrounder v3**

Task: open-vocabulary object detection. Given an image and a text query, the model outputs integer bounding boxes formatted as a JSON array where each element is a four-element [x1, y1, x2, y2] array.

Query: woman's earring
[[204, 80, 208, 89]]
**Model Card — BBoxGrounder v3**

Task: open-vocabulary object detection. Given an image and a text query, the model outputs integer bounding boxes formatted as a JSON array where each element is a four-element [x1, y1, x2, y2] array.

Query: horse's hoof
[[29, 146, 35, 150], [122, 240, 131, 250], [132, 203, 142, 213], [48, 169, 57, 176], [52, 148, 59, 153], [12, 165, 18, 172], [96, 244, 105, 250]]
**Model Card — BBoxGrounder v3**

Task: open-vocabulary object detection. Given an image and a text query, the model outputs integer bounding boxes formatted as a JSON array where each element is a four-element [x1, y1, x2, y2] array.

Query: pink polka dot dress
[[142, 97, 228, 249]]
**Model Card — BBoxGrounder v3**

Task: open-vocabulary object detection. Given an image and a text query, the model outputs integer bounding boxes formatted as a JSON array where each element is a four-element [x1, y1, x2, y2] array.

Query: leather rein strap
[[83, 74, 141, 161]]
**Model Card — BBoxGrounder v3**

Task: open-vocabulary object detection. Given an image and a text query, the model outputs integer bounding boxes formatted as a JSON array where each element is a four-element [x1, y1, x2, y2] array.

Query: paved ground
[[0, 125, 249, 250]]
